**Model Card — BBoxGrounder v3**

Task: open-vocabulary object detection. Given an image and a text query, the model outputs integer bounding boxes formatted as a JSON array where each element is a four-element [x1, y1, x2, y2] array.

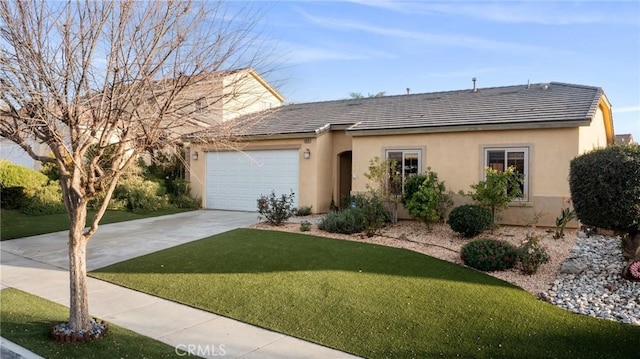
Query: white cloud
[[346, 0, 635, 26], [299, 11, 564, 55], [277, 41, 396, 65], [613, 105, 640, 114]]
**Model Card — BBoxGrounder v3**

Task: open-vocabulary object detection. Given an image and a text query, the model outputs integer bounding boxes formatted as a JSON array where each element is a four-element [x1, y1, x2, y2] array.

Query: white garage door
[[205, 149, 299, 211]]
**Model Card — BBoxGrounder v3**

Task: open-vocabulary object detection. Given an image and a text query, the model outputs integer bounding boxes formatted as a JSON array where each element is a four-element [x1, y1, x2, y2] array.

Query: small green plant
[[448, 205, 493, 237], [257, 190, 296, 226], [467, 167, 524, 226], [300, 220, 312, 232], [404, 169, 452, 229], [554, 197, 576, 239], [460, 238, 518, 271], [517, 233, 550, 275], [318, 208, 365, 234], [296, 206, 313, 216], [351, 193, 390, 236], [402, 174, 428, 206], [364, 157, 403, 222]]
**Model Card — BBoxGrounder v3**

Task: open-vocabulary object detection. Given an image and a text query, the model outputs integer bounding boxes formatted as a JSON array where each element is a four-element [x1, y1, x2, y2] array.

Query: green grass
[[0, 288, 184, 358], [0, 208, 190, 240], [90, 228, 639, 359]]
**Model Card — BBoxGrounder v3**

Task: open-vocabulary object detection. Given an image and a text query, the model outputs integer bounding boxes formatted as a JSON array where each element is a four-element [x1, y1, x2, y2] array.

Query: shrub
[[467, 167, 524, 225], [0, 160, 48, 196], [351, 193, 390, 236], [569, 144, 640, 231], [1, 186, 27, 209], [318, 208, 365, 234], [257, 190, 296, 226], [404, 170, 452, 228], [517, 233, 550, 275], [402, 174, 428, 206], [448, 205, 493, 237], [300, 220, 312, 232], [21, 181, 66, 215], [113, 176, 170, 212], [296, 206, 313, 216], [460, 238, 518, 271]]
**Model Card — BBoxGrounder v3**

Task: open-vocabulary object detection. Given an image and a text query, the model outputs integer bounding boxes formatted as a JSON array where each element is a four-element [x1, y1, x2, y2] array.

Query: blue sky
[[250, 1, 640, 140]]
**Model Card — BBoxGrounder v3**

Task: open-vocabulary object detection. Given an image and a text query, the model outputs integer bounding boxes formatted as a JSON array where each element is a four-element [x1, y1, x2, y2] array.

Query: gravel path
[[252, 218, 639, 326]]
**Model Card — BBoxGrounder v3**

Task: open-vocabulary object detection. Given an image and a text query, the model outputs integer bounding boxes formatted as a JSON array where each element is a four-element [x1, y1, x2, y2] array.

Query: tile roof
[[205, 82, 605, 138]]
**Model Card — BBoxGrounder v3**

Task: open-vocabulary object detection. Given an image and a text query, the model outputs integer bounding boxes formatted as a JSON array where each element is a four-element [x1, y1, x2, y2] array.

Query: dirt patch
[[250, 219, 576, 296]]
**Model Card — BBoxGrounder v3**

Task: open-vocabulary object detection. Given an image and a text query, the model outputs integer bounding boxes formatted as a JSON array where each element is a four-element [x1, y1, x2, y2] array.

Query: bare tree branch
[[0, 0, 279, 331]]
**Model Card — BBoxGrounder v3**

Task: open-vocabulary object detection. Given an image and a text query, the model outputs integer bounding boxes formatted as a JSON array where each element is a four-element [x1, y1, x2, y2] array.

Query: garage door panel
[[205, 150, 299, 211]]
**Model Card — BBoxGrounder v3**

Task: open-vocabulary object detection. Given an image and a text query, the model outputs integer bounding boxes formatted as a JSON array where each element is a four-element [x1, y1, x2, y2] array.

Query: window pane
[[487, 151, 505, 172], [404, 152, 419, 177], [507, 151, 525, 198]]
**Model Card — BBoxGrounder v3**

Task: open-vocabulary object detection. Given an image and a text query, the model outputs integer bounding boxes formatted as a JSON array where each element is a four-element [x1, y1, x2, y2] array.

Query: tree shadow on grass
[[91, 228, 520, 290]]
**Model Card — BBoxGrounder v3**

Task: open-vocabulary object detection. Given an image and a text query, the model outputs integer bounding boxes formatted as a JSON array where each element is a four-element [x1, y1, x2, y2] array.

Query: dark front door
[[338, 151, 352, 208]]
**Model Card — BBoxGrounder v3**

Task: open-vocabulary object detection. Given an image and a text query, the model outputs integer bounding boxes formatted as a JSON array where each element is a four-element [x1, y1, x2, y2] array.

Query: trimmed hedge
[[460, 238, 518, 272], [569, 144, 640, 230], [448, 204, 493, 237]]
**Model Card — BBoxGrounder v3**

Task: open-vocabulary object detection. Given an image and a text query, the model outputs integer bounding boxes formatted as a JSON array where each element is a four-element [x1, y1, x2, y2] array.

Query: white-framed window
[[385, 149, 422, 194], [484, 147, 529, 201]]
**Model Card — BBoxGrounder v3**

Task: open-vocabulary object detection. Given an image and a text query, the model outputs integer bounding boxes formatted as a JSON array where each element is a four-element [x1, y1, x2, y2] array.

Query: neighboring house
[[0, 68, 284, 169], [615, 134, 635, 144], [187, 82, 614, 227]]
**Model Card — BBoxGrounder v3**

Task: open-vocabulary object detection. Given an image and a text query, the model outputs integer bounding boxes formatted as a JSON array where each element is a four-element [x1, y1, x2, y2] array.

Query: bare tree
[[0, 0, 274, 331]]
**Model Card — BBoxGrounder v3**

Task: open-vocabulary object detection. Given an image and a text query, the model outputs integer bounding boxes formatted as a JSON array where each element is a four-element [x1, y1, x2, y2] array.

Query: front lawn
[[90, 228, 639, 359], [0, 288, 183, 358], [0, 208, 191, 240]]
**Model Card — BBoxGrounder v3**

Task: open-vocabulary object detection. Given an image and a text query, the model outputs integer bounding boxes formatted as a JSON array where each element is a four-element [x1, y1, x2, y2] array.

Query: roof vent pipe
[[527, 79, 530, 89], [472, 77, 477, 92], [406, 87, 410, 95]]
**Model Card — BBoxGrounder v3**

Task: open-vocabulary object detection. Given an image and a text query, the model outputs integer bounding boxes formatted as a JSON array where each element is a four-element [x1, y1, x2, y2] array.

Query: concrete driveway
[[0, 210, 259, 271]]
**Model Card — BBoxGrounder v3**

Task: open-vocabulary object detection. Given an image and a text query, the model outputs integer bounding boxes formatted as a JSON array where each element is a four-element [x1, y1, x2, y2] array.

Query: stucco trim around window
[[481, 145, 530, 202]]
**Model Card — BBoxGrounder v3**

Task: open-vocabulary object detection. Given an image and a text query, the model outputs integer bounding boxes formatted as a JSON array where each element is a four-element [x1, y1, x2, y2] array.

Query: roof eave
[[346, 120, 591, 136]]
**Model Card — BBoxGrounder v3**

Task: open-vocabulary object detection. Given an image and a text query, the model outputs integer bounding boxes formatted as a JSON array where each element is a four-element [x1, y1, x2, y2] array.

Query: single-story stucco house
[[187, 81, 613, 227]]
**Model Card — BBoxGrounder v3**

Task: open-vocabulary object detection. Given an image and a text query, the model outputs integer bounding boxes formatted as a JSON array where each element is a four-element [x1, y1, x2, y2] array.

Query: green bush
[[402, 174, 428, 206], [113, 176, 170, 213], [0, 160, 48, 195], [21, 181, 66, 215], [460, 238, 518, 271], [467, 167, 524, 225], [569, 144, 640, 231], [0, 186, 27, 209], [517, 234, 550, 275], [351, 193, 390, 236], [404, 170, 452, 228], [448, 205, 493, 237], [257, 190, 296, 225], [300, 220, 312, 232], [296, 206, 313, 216], [319, 208, 365, 234]]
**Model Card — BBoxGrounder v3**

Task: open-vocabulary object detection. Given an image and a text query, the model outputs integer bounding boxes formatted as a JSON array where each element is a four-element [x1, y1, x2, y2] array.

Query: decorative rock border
[[50, 318, 108, 343], [541, 235, 640, 325]]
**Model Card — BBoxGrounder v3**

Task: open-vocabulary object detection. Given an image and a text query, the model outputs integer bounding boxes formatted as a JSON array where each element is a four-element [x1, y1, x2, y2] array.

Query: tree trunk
[[68, 202, 90, 331]]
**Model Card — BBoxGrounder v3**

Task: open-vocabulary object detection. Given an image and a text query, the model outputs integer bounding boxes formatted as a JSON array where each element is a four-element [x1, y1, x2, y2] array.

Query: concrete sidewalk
[[1, 210, 360, 359]]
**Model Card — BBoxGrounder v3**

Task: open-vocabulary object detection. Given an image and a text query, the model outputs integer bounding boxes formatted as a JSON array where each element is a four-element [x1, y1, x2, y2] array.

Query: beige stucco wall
[[578, 106, 609, 154], [190, 103, 612, 227], [221, 71, 283, 121], [350, 128, 582, 227]]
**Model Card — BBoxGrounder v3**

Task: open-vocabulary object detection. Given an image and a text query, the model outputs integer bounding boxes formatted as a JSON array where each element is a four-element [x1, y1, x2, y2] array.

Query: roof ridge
[[282, 81, 600, 108]]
